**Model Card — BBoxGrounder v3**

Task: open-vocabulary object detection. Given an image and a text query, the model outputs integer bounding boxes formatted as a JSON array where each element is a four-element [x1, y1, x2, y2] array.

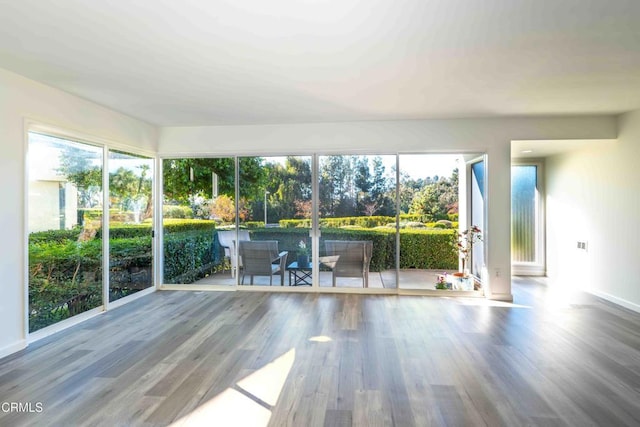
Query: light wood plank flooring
[[1, 277, 640, 426]]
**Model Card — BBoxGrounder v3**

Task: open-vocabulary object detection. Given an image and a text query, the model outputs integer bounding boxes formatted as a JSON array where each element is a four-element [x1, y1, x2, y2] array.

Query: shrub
[[163, 205, 193, 219], [399, 229, 457, 269], [163, 219, 216, 233], [280, 219, 311, 228], [29, 229, 82, 244], [163, 230, 215, 284], [403, 221, 426, 229], [399, 214, 423, 222], [436, 220, 453, 228], [281, 216, 396, 228], [163, 220, 217, 283]]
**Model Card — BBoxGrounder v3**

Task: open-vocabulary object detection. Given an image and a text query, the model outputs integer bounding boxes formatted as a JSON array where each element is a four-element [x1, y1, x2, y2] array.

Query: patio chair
[[238, 240, 289, 286], [324, 240, 373, 288], [217, 230, 250, 277]]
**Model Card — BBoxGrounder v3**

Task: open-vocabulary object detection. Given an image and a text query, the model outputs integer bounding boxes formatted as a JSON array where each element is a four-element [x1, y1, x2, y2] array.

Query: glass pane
[[511, 165, 537, 263], [109, 150, 154, 301], [162, 158, 229, 285], [398, 154, 461, 289], [318, 155, 397, 288], [238, 156, 312, 286], [470, 160, 485, 276], [28, 132, 103, 332]]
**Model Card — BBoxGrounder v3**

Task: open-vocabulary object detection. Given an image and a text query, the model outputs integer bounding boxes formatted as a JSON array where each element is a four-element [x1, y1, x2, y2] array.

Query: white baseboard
[[28, 306, 104, 344], [486, 292, 514, 302], [512, 264, 545, 276], [586, 289, 640, 314], [107, 287, 156, 310], [0, 339, 27, 360]]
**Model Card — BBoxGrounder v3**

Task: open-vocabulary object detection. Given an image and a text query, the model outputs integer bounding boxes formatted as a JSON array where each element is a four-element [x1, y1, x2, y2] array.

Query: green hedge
[[28, 219, 216, 331], [399, 229, 457, 269], [281, 216, 396, 228], [248, 227, 457, 271], [28, 221, 456, 331], [163, 228, 216, 284]]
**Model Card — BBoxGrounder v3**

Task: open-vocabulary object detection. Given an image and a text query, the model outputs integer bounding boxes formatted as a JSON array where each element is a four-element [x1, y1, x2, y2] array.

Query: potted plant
[[435, 273, 449, 290], [457, 225, 482, 277], [297, 240, 310, 266]]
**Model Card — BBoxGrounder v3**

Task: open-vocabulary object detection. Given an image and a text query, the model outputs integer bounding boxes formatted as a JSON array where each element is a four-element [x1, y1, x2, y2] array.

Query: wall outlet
[[577, 241, 588, 251]]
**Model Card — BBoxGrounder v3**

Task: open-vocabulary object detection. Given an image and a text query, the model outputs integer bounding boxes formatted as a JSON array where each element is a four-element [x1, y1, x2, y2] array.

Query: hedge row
[[280, 216, 397, 228], [28, 221, 457, 331], [28, 220, 216, 331], [279, 217, 459, 230], [247, 227, 458, 271], [163, 228, 217, 284]]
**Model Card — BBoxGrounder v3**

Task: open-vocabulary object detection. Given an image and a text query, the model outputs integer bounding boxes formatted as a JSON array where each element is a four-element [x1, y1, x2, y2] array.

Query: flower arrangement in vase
[[457, 225, 482, 277]]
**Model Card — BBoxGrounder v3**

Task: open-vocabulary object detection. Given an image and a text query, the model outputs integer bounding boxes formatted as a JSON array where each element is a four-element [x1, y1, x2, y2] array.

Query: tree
[[163, 157, 266, 205], [57, 145, 102, 208], [109, 165, 152, 221], [409, 168, 459, 221], [319, 155, 359, 217], [162, 157, 266, 221]]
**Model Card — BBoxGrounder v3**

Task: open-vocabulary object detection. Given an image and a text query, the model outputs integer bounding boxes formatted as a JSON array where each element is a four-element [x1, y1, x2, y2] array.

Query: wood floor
[[1, 277, 640, 426]]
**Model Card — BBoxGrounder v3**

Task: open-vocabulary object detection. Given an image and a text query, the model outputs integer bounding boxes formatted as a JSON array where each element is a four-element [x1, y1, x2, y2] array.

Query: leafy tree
[[109, 165, 152, 219], [162, 157, 266, 220], [409, 169, 458, 221], [209, 194, 236, 222], [319, 155, 357, 217], [243, 157, 312, 223], [57, 146, 102, 208]]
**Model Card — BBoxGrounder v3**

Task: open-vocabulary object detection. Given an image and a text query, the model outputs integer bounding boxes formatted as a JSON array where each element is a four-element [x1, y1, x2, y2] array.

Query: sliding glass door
[[317, 154, 397, 289], [238, 156, 312, 287], [28, 132, 104, 332], [28, 131, 159, 332], [397, 154, 461, 290], [161, 158, 231, 285], [108, 150, 154, 301]]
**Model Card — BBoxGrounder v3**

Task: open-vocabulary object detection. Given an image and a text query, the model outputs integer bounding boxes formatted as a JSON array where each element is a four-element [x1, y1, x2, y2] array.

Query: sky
[[267, 154, 461, 180]]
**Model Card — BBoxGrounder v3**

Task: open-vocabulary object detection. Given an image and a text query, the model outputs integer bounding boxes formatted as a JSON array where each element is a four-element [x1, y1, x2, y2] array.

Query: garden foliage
[[29, 219, 457, 331]]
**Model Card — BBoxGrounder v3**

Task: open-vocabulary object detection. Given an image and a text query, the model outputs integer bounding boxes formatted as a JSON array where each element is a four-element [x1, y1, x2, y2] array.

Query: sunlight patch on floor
[[309, 335, 332, 342], [170, 349, 295, 427], [452, 298, 531, 309]]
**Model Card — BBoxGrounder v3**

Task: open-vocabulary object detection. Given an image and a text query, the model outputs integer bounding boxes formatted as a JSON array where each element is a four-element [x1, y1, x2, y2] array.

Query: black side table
[[287, 261, 312, 286]]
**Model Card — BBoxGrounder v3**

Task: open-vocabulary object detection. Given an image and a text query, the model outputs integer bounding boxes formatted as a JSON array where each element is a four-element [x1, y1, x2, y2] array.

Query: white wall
[[0, 67, 157, 358], [160, 116, 618, 302], [546, 110, 640, 311]]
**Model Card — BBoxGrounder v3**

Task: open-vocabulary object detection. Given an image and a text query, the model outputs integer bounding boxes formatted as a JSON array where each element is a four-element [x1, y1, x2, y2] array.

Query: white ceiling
[[1, 0, 639, 126], [511, 138, 617, 158]]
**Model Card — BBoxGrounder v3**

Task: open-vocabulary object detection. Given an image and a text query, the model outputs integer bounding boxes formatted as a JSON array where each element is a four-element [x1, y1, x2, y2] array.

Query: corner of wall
[[0, 339, 27, 360]]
